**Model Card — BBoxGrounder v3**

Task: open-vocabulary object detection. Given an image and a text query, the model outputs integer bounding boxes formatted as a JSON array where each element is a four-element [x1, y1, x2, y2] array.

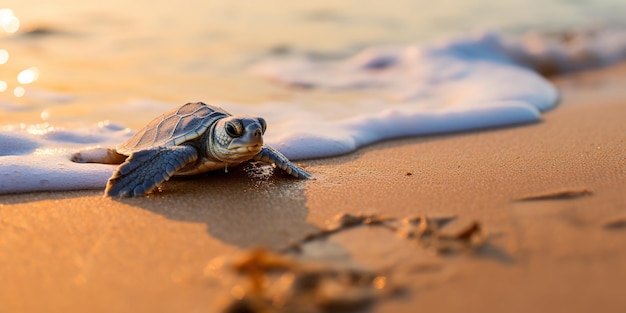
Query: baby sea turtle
[[72, 102, 311, 197]]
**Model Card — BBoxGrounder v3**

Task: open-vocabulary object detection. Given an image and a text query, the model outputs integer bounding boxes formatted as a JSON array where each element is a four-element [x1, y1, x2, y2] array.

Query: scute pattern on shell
[[117, 102, 230, 155]]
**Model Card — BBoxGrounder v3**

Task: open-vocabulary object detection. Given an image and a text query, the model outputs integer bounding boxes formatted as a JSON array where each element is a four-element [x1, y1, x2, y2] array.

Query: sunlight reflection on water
[[0, 49, 8, 64], [1, 8, 38, 100], [25, 123, 54, 136], [0, 9, 20, 33], [17, 67, 39, 84], [1, 1, 626, 128], [13, 86, 25, 97]]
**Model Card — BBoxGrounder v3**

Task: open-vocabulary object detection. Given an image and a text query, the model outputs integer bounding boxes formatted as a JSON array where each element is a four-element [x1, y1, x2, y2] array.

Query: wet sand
[[1, 63, 626, 313]]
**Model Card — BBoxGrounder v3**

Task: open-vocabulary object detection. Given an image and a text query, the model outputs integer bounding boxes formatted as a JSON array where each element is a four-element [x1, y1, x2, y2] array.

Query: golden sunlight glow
[[26, 124, 54, 136], [1, 10, 37, 99], [17, 67, 39, 84], [0, 8, 20, 34], [97, 120, 113, 128], [33, 147, 68, 156], [13, 86, 25, 97], [0, 49, 7, 64]]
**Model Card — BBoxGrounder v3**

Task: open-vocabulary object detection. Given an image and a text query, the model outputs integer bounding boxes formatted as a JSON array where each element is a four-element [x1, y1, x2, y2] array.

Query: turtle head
[[209, 116, 266, 163]]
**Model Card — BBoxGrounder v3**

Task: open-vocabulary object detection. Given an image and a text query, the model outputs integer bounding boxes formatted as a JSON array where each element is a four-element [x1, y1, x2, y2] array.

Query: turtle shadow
[[112, 163, 319, 250]]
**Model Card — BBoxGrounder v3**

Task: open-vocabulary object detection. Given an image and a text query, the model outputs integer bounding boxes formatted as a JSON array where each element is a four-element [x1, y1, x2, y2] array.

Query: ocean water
[[1, 1, 626, 194]]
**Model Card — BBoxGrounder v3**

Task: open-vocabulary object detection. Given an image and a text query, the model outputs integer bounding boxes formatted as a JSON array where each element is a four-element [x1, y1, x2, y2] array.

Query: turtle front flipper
[[106, 145, 198, 197], [253, 146, 312, 179]]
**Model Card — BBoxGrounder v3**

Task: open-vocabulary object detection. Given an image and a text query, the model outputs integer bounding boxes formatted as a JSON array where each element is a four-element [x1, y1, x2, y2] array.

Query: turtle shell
[[117, 102, 230, 155]]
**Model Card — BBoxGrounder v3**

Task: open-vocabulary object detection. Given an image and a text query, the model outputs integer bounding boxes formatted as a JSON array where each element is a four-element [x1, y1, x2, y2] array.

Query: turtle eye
[[225, 121, 242, 138], [257, 118, 267, 134]]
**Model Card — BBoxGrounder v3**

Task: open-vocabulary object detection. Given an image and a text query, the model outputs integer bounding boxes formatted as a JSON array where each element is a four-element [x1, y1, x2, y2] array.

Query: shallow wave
[[1, 29, 625, 194]]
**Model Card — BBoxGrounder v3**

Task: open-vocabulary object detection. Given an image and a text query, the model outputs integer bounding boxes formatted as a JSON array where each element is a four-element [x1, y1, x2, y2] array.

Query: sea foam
[[1, 30, 625, 194]]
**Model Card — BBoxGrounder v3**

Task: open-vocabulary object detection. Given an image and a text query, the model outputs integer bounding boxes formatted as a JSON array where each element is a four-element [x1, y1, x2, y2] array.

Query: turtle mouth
[[231, 144, 262, 154]]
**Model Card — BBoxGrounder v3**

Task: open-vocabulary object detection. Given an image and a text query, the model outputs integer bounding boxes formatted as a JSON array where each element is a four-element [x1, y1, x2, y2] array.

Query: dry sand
[[1, 63, 625, 313]]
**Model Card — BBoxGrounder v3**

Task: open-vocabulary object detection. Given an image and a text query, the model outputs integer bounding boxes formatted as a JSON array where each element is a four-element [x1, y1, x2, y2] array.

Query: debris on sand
[[282, 213, 395, 253], [221, 249, 403, 313], [603, 216, 626, 230], [328, 213, 394, 230], [393, 215, 486, 255], [214, 213, 501, 312], [285, 213, 488, 256], [516, 188, 593, 201]]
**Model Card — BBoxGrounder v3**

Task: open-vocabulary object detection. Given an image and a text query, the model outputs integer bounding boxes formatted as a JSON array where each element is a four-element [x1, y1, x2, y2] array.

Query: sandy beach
[[1, 62, 625, 313]]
